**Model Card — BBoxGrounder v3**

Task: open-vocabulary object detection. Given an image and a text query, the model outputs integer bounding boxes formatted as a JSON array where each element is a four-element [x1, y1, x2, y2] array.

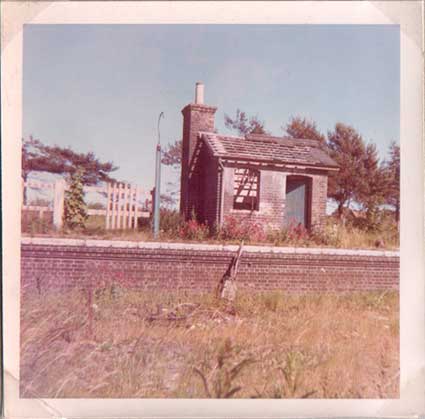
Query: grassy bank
[[21, 288, 399, 398]]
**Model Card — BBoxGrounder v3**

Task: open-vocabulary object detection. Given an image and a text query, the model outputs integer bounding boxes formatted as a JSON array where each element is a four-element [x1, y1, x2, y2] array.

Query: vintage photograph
[[19, 23, 400, 398]]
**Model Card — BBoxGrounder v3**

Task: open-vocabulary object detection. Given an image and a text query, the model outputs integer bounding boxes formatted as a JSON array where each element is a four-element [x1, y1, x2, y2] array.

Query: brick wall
[[190, 144, 220, 228], [222, 167, 286, 230], [180, 104, 217, 219], [308, 173, 328, 229], [221, 167, 328, 231], [21, 238, 399, 295]]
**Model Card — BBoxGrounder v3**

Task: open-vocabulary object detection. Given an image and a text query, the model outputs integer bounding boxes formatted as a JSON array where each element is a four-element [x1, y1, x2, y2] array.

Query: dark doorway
[[285, 176, 311, 228]]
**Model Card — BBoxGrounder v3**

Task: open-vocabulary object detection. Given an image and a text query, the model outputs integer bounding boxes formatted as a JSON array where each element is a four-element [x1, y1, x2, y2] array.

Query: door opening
[[285, 176, 311, 229]]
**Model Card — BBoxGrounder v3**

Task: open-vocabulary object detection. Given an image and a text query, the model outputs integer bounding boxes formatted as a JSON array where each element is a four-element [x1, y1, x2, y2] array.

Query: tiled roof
[[201, 132, 339, 169]]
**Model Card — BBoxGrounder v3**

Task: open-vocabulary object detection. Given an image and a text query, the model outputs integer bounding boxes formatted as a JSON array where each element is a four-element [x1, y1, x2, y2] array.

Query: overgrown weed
[[22, 211, 399, 250], [21, 288, 399, 398]]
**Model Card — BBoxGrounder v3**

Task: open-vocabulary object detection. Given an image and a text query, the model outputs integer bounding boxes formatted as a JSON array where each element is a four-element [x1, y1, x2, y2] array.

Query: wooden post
[[105, 182, 111, 230], [117, 183, 123, 229], [53, 179, 66, 229], [123, 183, 129, 229], [127, 184, 133, 229], [216, 241, 244, 303], [111, 183, 117, 229], [134, 186, 139, 230]]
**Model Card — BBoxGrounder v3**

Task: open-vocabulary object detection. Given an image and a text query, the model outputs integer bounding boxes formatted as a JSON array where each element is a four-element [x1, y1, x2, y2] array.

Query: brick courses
[[179, 86, 338, 231], [21, 238, 399, 294]]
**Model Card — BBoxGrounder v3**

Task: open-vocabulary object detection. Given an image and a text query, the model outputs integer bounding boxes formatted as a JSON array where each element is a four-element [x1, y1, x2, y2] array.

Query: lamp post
[[153, 111, 164, 238]]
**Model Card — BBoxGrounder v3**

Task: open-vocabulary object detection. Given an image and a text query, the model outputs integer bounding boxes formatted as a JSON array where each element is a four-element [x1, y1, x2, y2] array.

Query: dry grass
[[20, 288, 399, 398]]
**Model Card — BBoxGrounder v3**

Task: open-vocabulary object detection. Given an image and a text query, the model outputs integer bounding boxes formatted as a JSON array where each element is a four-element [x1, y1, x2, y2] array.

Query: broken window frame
[[232, 167, 260, 211]]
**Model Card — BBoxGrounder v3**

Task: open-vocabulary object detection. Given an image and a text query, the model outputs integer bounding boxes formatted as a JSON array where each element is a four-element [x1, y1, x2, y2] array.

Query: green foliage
[[22, 136, 118, 185], [218, 215, 266, 242], [64, 169, 88, 230], [179, 218, 210, 241], [267, 222, 310, 247], [359, 144, 389, 230], [383, 142, 400, 222], [284, 116, 326, 144], [159, 209, 183, 235], [193, 338, 255, 398], [161, 140, 182, 167], [283, 118, 398, 231], [327, 123, 387, 224], [224, 109, 267, 136]]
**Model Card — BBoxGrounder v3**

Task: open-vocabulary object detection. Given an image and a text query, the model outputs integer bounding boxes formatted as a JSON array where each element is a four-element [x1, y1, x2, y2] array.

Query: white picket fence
[[22, 179, 150, 230]]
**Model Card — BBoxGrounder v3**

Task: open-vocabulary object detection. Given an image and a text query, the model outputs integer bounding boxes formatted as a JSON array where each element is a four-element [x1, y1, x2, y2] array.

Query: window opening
[[233, 168, 260, 211]]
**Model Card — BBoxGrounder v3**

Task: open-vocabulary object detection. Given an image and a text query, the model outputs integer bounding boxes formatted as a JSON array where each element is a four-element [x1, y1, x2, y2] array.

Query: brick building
[[180, 83, 338, 231]]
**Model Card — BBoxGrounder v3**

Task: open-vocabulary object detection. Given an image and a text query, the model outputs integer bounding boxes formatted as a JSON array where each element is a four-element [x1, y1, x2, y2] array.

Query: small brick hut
[[180, 83, 338, 231]]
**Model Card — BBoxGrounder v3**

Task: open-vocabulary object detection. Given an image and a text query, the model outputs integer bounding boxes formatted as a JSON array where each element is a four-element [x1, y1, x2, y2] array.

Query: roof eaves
[[220, 154, 339, 171], [199, 133, 220, 158]]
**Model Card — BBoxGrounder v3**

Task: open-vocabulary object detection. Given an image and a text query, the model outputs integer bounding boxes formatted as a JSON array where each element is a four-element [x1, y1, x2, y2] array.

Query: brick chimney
[[180, 82, 217, 218]]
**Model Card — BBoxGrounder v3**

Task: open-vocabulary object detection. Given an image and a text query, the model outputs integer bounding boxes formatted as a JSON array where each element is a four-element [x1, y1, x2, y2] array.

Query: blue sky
[[23, 24, 399, 200]]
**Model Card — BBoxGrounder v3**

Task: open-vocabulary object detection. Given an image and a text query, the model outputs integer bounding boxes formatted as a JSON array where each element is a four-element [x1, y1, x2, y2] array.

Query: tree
[[22, 136, 118, 185], [284, 116, 326, 144], [224, 109, 267, 136], [327, 123, 374, 218], [383, 142, 400, 222], [63, 168, 88, 230], [161, 140, 182, 167], [358, 143, 388, 229]]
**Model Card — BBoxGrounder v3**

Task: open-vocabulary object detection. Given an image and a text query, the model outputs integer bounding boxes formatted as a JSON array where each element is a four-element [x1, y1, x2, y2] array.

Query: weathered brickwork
[[180, 104, 217, 219], [222, 167, 287, 230], [220, 168, 329, 231], [189, 144, 220, 228], [21, 239, 399, 295], [309, 173, 328, 229], [179, 88, 338, 231]]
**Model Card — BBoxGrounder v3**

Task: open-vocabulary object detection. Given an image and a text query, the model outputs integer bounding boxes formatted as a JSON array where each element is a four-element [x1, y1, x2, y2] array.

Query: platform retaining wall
[[21, 238, 399, 294]]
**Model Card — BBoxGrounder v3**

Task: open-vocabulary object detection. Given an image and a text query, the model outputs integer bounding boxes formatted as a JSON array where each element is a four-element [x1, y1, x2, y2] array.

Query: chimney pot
[[195, 82, 204, 105]]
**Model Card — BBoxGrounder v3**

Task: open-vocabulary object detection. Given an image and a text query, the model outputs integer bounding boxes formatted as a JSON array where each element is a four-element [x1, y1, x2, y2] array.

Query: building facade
[[180, 83, 338, 231]]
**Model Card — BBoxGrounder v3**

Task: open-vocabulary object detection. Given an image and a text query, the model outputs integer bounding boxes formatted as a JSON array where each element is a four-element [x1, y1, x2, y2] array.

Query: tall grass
[[21, 288, 399, 398], [22, 209, 399, 250]]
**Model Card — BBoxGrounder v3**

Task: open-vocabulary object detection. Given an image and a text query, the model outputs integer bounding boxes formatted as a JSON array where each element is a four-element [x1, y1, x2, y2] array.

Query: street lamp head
[[157, 111, 165, 145]]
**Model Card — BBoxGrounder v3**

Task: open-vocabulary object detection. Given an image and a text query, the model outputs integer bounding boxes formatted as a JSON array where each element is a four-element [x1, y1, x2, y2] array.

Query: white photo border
[[2, 1, 424, 417]]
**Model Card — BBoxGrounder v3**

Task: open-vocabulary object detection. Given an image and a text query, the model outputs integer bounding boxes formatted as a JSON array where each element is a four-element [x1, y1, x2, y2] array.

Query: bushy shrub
[[159, 209, 182, 236], [309, 222, 342, 247], [312, 216, 399, 249], [218, 215, 266, 242], [179, 218, 210, 241], [267, 221, 310, 246], [64, 169, 87, 230]]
